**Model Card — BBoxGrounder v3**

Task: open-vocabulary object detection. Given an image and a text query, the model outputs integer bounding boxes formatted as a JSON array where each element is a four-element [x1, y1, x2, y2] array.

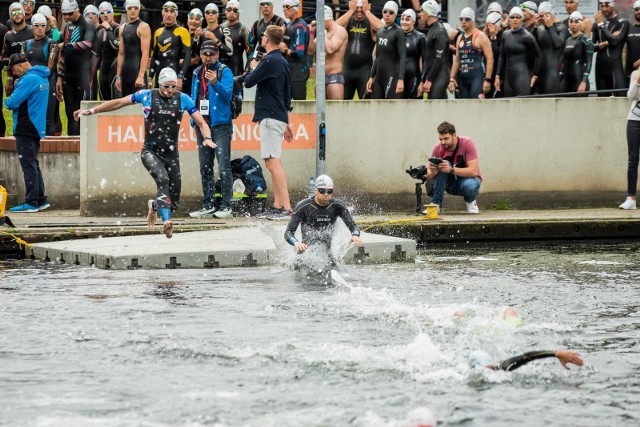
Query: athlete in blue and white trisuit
[[73, 68, 213, 238], [285, 175, 363, 256]]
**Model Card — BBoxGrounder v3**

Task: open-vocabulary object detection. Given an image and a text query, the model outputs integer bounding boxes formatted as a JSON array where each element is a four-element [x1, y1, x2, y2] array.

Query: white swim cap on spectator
[[61, 0, 79, 14], [31, 13, 47, 25], [486, 12, 502, 26], [189, 8, 203, 18], [324, 5, 334, 20], [405, 407, 437, 427], [520, 1, 537, 13], [37, 5, 52, 16], [315, 175, 334, 189], [382, 1, 399, 15], [158, 68, 178, 84], [509, 6, 524, 17], [421, 0, 439, 17], [401, 9, 416, 21], [283, 0, 301, 10], [99, 2, 114, 13], [226, 0, 241, 9], [83, 5, 99, 16], [487, 2, 502, 15], [204, 3, 218, 13], [9, 2, 24, 13], [468, 350, 492, 369], [538, 2, 554, 14], [569, 11, 584, 20], [125, 0, 141, 8], [459, 7, 475, 20]]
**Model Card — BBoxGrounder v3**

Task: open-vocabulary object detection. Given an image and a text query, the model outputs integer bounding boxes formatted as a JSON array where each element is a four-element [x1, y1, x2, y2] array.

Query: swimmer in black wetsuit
[[222, 0, 249, 77], [469, 349, 584, 372], [184, 8, 204, 98], [561, 11, 593, 94], [592, 0, 630, 97], [535, 2, 569, 95], [367, 1, 405, 99], [400, 10, 427, 99], [495, 7, 541, 98], [625, 2, 640, 80], [115, 0, 151, 97], [484, 12, 503, 98], [249, 0, 286, 59], [202, 3, 233, 67], [418, 0, 449, 100], [91, 2, 120, 101], [285, 175, 363, 256], [3, 2, 33, 98], [281, 0, 310, 100]]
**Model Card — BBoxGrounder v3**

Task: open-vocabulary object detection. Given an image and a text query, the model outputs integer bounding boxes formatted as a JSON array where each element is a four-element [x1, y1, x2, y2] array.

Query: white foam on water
[[31, 415, 180, 427], [575, 260, 628, 266]]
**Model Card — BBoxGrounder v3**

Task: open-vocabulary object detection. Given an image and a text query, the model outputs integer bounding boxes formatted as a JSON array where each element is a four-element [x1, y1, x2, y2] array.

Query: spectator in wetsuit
[[149, 1, 191, 91], [400, 9, 426, 99], [184, 8, 203, 98], [592, 0, 629, 97], [279, 0, 310, 100], [336, 0, 382, 100], [3, 2, 33, 98], [418, 0, 448, 100], [202, 3, 233, 67], [449, 7, 493, 99], [495, 7, 541, 98], [535, 2, 568, 95], [115, 0, 151, 97], [563, 0, 593, 39], [91, 2, 119, 101], [626, 1, 640, 81], [74, 68, 213, 239], [56, 0, 95, 136], [308, 6, 349, 100], [367, 1, 405, 99], [285, 174, 363, 255], [222, 0, 249, 77], [484, 12, 503, 98], [561, 11, 593, 94], [24, 13, 59, 136], [469, 349, 584, 371], [249, 0, 286, 59]]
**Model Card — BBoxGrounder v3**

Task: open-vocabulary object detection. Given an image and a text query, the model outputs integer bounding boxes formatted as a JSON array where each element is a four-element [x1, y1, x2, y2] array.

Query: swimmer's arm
[[491, 350, 584, 371], [284, 210, 302, 246]]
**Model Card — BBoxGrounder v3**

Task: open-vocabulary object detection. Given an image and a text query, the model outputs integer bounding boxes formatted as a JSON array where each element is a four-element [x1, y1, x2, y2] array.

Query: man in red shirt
[[424, 121, 482, 214]]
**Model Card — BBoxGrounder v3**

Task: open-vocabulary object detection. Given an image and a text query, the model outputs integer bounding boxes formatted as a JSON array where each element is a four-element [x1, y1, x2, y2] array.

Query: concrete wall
[[39, 97, 631, 215]]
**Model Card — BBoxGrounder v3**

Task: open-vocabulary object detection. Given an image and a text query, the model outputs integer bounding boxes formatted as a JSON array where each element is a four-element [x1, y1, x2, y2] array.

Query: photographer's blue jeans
[[196, 124, 233, 210], [430, 171, 481, 207], [15, 135, 47, 207]]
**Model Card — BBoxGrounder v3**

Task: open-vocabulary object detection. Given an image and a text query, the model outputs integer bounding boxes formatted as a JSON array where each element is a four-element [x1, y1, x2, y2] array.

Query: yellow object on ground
[[0, 185, 7, 217], [424, 204, 439, 220]]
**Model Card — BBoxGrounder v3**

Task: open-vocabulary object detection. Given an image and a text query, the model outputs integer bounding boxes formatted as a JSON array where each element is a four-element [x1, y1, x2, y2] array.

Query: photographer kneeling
[[424, 121, 482, 214]]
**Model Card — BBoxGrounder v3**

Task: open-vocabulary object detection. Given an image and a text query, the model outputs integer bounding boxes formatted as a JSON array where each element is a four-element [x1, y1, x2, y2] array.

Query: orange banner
[[97, 113, 316, 152]]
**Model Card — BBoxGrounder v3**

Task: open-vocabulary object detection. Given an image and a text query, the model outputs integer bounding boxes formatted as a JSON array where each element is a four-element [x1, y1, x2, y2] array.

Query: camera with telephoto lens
[[428, 157, 443, 165], [405, 165, 428, 181]]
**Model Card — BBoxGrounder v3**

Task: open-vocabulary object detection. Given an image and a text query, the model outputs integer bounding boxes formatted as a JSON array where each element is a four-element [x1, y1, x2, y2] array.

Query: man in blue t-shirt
[[74, 68, 214, 238]]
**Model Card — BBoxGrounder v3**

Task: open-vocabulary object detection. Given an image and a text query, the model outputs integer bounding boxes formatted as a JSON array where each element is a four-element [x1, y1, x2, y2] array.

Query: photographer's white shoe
[[619, 197, 637, 210], [466, 200, 480, 214]]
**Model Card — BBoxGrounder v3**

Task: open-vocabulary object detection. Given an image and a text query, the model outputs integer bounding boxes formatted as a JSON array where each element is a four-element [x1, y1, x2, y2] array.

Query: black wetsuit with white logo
[[120, 19, 147, 96], [1, 24, 32, 136], [404, 29, 427, 99], [370, 23, 406, 99], [222, 20, 249, 77], [592, 14, 630, 96], [562, 32, 593, 93], [496, 27, 541, 97], [422, 20, 449, 100], [625, 23, 640, 78], [536, 22, 568, 94], [285, 197, 360, 250], [344, 16, 376, 99]]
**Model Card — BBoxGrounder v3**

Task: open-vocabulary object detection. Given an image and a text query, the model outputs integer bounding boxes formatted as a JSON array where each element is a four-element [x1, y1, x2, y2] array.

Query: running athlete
[[184, 8, 204, 97], [280, 0, 310, 100], [449, 7, 493, 99], [535, 2, 568, 95], [336, 0, 382, 100], [626, 1, 640, 80], [201, 3, 233, 66], [115, 0, 150, 97], [592, 0, 629, 96], [418, 0, 448, 100], [285, 175, 363, 256], [469, 349, 584, 372], [91, 2, 119, 101], [74, 68, 214, 239], [367, 1, 405, 99], [222, 0, 250, 77], [248, 0, 286, 59], [563, 0, 592, 39], [309, 6, 348, 100], [561, 11, 593, 93], [3, 2, 33, 97], [56, 0, 95, 136], [495, 7, 541, 97], [24, 13, 59, 136], [400, 10, 427, 99], [149, 1, 191, 91]]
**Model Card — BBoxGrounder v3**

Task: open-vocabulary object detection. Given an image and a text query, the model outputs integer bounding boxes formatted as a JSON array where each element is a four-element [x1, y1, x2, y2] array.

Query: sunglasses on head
[[100, 10, 113, 15], [205, 10, 217, 14], [382, 9, 395, 15], [11, 10, 24, 16], [162, 84, 177, 89], [459, 17, 472, 22], [226, 7, 239, 12], [188, 13, 202, 18], [317, 188, 334, 195]]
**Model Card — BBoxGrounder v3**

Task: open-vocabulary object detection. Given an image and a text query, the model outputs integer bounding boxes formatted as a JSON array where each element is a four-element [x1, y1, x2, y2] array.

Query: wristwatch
[[451, 165, 456, 175]]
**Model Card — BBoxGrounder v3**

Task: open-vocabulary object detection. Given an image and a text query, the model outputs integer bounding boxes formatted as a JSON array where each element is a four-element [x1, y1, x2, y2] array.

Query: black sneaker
[[256, 206, 279, 219], [267, 208, 293, 220]]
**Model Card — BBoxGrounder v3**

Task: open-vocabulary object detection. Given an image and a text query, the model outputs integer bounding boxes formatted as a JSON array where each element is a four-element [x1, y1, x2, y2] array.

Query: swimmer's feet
[[147, 199, 157, 227], [163, 220, 173, 238]]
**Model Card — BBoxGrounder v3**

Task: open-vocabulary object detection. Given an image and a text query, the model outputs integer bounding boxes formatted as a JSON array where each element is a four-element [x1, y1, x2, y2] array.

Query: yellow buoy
[[424, 204, 439, 220], [0, 185, 7, 217]]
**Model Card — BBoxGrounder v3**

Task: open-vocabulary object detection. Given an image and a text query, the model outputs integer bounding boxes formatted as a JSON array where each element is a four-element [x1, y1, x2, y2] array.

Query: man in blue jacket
[[4, 53, 50, 213], [189, 40, 235, 219]]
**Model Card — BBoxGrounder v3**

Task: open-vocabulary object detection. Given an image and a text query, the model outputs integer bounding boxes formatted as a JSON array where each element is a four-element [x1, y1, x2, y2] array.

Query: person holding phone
[[189, 40, 235, 219]]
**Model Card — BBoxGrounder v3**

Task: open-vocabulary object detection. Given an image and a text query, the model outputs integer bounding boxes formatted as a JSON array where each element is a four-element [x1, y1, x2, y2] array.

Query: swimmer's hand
[[350, 235, 363, 247], [555, 350, 584, 370], [294, 242, 308, 252]]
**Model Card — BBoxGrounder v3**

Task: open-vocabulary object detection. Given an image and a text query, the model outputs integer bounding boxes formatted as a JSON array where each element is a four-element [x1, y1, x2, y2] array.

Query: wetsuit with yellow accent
[[149, 24, 191, 86]]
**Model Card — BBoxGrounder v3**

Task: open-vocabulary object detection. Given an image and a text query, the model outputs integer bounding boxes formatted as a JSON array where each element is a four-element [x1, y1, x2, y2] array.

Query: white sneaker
[[422, 205, 440, 214], [189, 206, 216, 218], [214, 208, 233, 219], [466, 200, 480, 214], [619, 197, 637, 210]]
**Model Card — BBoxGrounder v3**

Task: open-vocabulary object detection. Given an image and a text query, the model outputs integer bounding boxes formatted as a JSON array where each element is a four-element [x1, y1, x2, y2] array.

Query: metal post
[[315, 0, 326, 177]]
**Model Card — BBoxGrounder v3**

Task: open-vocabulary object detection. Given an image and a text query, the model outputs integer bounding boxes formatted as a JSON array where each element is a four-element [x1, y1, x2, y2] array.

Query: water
[[1, 243, 640, 426]]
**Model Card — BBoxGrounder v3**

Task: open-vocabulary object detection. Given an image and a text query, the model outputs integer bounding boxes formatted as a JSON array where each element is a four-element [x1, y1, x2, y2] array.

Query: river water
[[1, 242, 639, 426]]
